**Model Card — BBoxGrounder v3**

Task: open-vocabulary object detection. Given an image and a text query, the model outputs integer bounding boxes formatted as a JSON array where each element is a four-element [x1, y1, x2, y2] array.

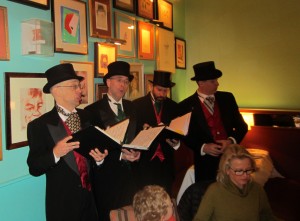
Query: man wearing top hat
[[84, 61, 140, 221], [178, 61, 248, 183], [132, 70, 179, 195], [27, 63, 107, 221]]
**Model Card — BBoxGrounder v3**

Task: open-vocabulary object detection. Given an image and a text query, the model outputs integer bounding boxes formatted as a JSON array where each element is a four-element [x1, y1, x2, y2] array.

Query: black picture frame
[[9, 0, 50, 10], [113, 0, 136, 14]]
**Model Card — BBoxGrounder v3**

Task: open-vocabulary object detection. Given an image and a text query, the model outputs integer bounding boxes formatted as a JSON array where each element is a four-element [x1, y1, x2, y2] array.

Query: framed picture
[[52, 0, 88, 54], [95, 83, 108, 100], [156, 27, 175, 73], [9, 0, 50, 10], [0, 6, 10, 60], [0, 98, 2, 160], [157, 0, 173, 30], [125, 63, 144, 101], [137, 0, 154, 20], [175, 38, 186, 69], [144, 74, 171, 98], [113, 0, 135, 13], [94, 42, 117, 77], [89, 0, 112, 38], [61, 61, 95, 108], [5, 73, 55, 150], [138, 21, 154, 60], [114, 12, 136, 58]]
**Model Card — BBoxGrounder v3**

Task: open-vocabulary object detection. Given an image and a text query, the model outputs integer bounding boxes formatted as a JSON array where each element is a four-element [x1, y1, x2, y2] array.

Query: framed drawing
[[9, 0, 50, 10], [113, 0, 135, 13], [89, 0, 112, 38], [94, 42, 117, 77], [5, 72, 55, 150], [156, 27, 175, 73], [0, 6, 10, 60], [137, 0, 154, 20], [138, 21, 154, 60], [114, 12, 136, 58], [61, 61, 95, 108], [157, 0, 173, 30], [52, 0, 88, 54], [175, 38, 186, 69], [95, 83, 108, 100], [125, 63, 144, 101], [144, 74, 171, 98]]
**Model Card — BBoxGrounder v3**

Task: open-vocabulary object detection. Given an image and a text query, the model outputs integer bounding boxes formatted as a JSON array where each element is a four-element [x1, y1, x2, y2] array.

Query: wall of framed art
[[0, 1, 185, 220]]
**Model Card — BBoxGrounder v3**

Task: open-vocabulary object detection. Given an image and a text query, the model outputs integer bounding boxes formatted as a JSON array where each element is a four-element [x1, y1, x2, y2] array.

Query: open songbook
[[71, 112, 191, 157]]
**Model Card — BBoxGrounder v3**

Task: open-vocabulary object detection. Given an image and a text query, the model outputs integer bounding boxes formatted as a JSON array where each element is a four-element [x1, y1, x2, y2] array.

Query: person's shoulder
[[84, 99, 103, 111], [216, 91, 234, 97], [132, 94, 149, 104]]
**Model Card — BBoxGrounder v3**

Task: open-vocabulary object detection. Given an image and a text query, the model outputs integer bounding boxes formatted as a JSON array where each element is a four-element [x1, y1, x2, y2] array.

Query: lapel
[[122, 99, 137, 143], [46, 108, 79, 176]]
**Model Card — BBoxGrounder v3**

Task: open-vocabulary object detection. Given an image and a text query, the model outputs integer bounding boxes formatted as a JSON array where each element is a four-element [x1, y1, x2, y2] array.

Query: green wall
[[183, 0, 300, 109], [0, 0, 185, 220]]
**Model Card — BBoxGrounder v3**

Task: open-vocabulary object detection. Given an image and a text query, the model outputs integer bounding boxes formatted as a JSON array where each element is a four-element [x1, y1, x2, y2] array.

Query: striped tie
[[204, 96, 215, 115], [114, 103, 126, 121]]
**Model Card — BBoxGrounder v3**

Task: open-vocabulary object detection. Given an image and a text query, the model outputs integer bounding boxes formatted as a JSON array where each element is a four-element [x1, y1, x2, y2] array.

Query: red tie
[[151, 102, 165, 162], [62, 117, 91, 191]]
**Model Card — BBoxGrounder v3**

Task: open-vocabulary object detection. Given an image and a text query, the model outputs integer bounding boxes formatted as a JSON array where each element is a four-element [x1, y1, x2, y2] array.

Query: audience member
[[193, 144, 276, 221], [179, 61, 248, 182], [27, 63, 107, 221]]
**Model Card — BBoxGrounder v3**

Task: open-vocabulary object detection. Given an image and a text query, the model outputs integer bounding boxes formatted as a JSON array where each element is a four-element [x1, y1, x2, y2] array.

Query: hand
[[216, 139, 233, 149], [203, 143, 223, 157], [143, 123, 151, 130], [166, 138, 179, 147], [89, 148, 108, 162], [121, 149, 141, 162], [53, 136, 80, 158]]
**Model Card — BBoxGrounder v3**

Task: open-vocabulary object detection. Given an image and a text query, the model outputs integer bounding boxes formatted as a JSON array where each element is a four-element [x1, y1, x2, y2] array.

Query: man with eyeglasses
[[27, 63, 107, 221], [85, 61, 140, 221]]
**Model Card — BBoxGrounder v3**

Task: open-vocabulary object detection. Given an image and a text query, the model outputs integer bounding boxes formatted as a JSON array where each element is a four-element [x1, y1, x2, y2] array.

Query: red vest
[[200, 101, 227, 141]]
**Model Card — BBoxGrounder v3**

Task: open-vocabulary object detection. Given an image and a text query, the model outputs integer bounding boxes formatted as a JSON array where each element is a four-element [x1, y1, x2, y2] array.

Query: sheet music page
[[167, 112, 191, 135], [123, 126, 165, 149], [105, 118, 129, 142]]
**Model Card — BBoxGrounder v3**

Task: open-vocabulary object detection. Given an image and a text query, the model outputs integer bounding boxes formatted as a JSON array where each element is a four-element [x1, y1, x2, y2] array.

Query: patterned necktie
[[204, 96, 215, 115], [114, 103, 126, 121], [56, 105, 91, 191]]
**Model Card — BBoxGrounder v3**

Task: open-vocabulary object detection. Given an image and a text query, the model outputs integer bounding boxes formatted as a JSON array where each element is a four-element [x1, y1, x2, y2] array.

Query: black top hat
[[43, 63, 83, 93], [149, 70, 175, 88], [103, 61, 134, 85], [191, 61, 222, 81]]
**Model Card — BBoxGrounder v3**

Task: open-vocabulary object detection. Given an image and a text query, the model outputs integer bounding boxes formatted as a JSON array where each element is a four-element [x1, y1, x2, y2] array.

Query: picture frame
[[137, 0, 154, 20], [125, 63, 144, 101], [0, 98, 2, 160], [52, 0, 88, 54], [95, 83, 108, 101], [94, 42, 117, 77], [175, 38, 186, 69], [156, 27, 175, 73], [5, 72, 55, 150], [157, 0, 173, 30], [61, 60, 95, 108], [113, 0, 135, 13], [9, 0, 50, 10], [144, 74, 171, 98], [114, 12, 136, 58], [138, 21, 154, 60], [0, 6, 10, 60], [89, 0, 112, 38]]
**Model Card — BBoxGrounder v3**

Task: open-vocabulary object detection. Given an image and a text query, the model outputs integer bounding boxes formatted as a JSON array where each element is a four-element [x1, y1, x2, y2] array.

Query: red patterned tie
[[58, 106, 91, 191]]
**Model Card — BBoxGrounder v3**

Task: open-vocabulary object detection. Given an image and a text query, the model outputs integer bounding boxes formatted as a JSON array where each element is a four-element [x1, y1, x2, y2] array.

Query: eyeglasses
[[110, 77, 130, 85], [56, 84, 82, 90], [229, 167, 255, 176]]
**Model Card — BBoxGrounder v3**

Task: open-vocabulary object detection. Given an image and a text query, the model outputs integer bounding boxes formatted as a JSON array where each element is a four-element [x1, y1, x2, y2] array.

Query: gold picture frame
[[0, 6, 10, 60], [138, 21, 155, 60], [94, 42, 117, 77], [52, 0, 88, 54], [157, 0, 173, 30], [125, 63, 144, 101]]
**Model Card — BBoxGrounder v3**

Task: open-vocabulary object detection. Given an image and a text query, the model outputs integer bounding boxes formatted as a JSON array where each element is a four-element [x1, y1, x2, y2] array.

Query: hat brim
[[43, 75, 84, 93], [103, 72, 134, 85], [191, 69, 222, 81], [148, 80, 176, 88]]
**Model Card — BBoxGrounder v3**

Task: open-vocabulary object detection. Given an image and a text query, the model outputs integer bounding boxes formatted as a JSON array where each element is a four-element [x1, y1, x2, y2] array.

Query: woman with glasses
[[193, 144, 276, 221]]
